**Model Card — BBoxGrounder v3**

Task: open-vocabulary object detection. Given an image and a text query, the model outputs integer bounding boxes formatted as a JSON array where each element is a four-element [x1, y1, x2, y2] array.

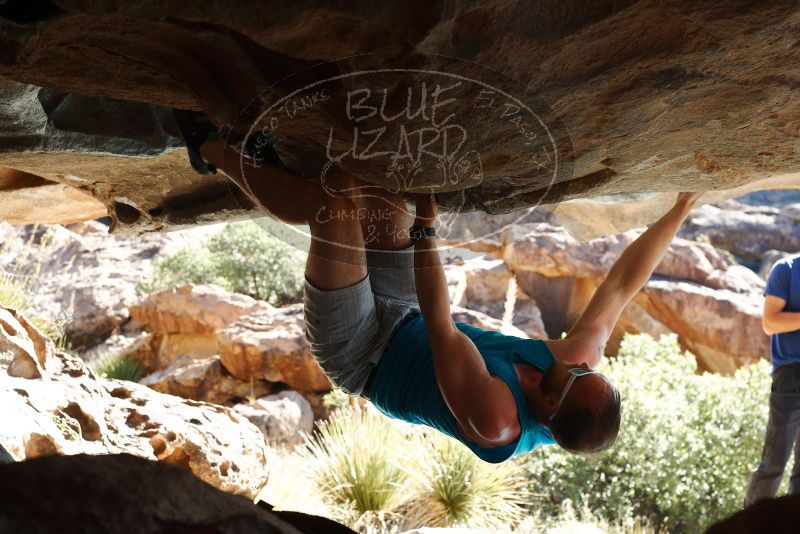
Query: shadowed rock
[[0, 453, 354, 534], [707, 495, 800, 534]]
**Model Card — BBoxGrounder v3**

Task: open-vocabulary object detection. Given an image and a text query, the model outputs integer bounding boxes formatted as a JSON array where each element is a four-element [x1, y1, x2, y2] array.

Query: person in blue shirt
[[746, 256, 800, 504], [174, 109, 702, 461]]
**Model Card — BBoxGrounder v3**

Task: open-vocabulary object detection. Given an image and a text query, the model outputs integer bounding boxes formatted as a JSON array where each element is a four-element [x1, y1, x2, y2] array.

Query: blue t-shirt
[[765, 256, 800, 370], [369, 313, 556, 463]]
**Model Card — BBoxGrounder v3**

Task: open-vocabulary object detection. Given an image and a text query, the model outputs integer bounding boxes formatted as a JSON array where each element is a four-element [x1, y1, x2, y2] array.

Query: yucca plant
[[92, 353, 145, 382], [401, 432, 528, 530], [299, 405, 410, 523]]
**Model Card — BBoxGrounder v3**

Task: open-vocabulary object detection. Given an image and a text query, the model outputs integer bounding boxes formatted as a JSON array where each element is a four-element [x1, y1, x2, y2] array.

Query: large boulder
[[130, 284, 269, 336], [0, 306, 270, 498], [217, 304, 331, 393], [1, 3, 799, 233], [139, 355, 272, 405], [130, 284, 272, 371], [0, 453, 354, 534], [445, 256, 547, 338], [233, 391, 315, 448], [502, 222, 769, 371], [635, 280, 765, 373], [680, 201, 800, 264]]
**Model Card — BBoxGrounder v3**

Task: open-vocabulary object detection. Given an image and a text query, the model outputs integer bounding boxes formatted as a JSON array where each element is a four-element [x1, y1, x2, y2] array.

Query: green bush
[[92, 353, 145, 382], [144, 221, 305, 305], [524, 334, 771, 533]]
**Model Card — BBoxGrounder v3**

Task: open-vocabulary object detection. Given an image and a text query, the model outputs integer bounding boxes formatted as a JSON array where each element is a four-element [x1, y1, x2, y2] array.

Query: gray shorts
[[303, 246, 420, 396]]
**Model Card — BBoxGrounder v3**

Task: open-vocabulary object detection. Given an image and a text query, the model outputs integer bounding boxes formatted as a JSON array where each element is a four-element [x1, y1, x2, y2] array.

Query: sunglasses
[[549, 367, 601, 421]]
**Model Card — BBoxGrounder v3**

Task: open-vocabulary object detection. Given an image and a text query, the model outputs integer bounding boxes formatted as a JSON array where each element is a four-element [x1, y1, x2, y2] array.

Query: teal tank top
[[370, 313, 556, 463]]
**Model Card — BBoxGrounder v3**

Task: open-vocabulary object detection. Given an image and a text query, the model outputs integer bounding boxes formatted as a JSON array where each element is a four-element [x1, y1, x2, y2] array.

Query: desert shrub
[[401, 432, 528, 530], [0, 271, 68, 346], [144, 221, 305, 305], [524, 334, 771, 533], [92, 353, 145, 382], [300, 406, 409, 521], [142, 243, 221, 293], [321, 388, 350, 411], [293, 404, 529, 532]]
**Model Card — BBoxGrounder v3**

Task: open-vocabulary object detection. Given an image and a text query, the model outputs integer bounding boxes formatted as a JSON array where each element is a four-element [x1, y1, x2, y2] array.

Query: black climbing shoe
[[172, 108, 220, 175]]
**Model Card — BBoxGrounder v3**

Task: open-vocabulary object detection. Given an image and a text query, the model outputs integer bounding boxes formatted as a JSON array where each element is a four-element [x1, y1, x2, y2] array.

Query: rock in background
[[0, 305, 269, 498], [0, 219, 223, 350]]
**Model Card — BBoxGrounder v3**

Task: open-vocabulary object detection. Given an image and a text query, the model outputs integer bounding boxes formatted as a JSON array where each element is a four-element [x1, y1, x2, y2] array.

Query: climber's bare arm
[[763, 296, 800, 335], [555, 192, 702, 368], [413, 194, 518, 445]]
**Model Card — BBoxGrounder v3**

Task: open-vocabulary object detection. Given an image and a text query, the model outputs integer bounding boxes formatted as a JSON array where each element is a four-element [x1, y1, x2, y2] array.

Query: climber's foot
[[172, 108, 220, 175]]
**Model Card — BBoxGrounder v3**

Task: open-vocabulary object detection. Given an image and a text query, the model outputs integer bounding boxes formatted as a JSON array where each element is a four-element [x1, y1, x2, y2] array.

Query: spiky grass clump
[[0, 273, 30, 312], [401, 432, 528, 530], [92, 353, 145, 382], [299, 405, 410, 524]]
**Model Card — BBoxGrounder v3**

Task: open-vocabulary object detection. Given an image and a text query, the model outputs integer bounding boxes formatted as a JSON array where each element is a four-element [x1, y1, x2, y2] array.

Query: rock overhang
[[0, 0, 797, 237]]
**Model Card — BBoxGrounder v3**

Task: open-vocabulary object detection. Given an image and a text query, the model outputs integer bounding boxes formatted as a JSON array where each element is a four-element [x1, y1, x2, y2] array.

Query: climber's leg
[[200, 138, 312, 225], [200, 137, 366, 290], [349, 185, 414, 251]]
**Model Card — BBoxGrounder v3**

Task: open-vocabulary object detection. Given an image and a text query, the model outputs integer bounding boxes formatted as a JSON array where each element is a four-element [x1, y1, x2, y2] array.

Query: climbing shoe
[[172, 108, 220, 175]]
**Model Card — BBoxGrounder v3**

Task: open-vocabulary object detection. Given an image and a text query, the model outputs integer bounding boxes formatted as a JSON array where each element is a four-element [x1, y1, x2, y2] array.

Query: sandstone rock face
[[445, 256, 547, 338], [0, 167, 107, 224], [0, 454, 354, 534], [1, 3, 798, 233], [0, 306, 269, 498], [130, 285, 328, 399], [0, 221, 222, 349], [635, 281, 764, 373], [501, 222, 768, 371], [130, 284, 273, 371], [0, 307, 50, 379], [131, 284, 269, 335], [233, 391, 314, 448], [681, 201, 800, 264], [140, 354, 272, 405], [218, 304, 331, 393]]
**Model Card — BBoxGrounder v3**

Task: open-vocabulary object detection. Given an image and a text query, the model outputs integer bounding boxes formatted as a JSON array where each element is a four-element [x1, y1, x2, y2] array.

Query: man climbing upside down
[[175, 110, 702, 462]]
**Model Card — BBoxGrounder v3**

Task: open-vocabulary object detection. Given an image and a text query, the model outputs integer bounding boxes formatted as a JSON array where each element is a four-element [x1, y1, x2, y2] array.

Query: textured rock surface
[[1, 2, 799, 233], [445, 256, 547, 338], [0, 453, 354, 534], [218, 304, 331, 393], [130, 284, 269, 336], [0, 221, 222, 349], [0, 306, 270, 498], [0, 306, 52, 379], [0, 167, 106, 224], [502, 223, 768, 371], [233, 391, 314, 448], [140, 354, 272, 405], [681, 201, 800, 265]]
